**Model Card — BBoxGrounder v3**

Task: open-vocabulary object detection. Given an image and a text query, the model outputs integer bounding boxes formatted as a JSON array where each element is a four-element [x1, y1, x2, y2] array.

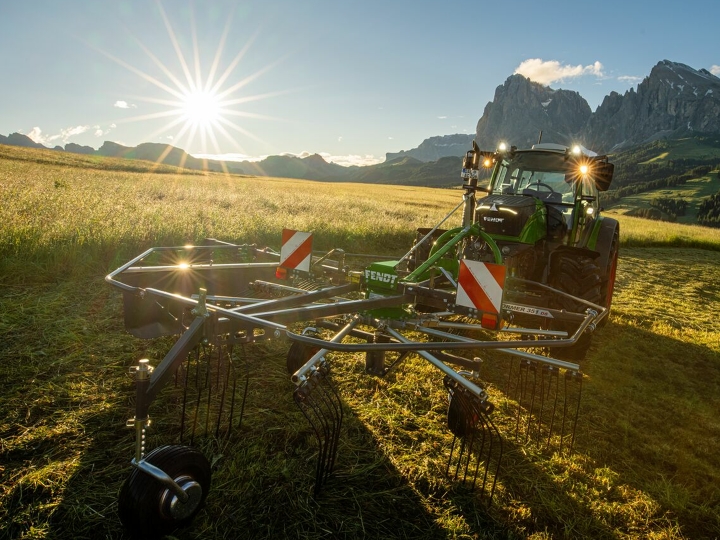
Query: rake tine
[[316, 376, 343, 480], [524, 362, 538, 444], [189, 347, 205, 445], [464, 397, 486, 489], [234, 344, 251, 432], [567, 372, 583, 453], [545, 367, 561, 450], [179, 347, 193, 442], [534, 365, 547, 447], [514, 360, 529, 439], [310, 378, 338, 487], [482, 412, 503, 500], [213, 344, 227, 437], [293, 365, 343, 495], [294, 384, 327, 493], [558, 370, 584, 454], [443, 376, 502, 499]]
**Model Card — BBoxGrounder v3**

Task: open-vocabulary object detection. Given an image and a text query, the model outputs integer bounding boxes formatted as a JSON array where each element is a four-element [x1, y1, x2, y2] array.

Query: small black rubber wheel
[[447, 390, 478, 438], [548, 252, 602, 361], [286, 341, 319, 375], [118, 445, 211, 538]]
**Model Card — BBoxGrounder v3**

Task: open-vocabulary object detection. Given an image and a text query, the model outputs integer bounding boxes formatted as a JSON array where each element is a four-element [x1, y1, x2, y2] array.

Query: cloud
[[319, 153, 383, 167], [711, 65, 720, 76], [26, 125, 90, 145], [338, 136, 343, 142], [515, 59, 605, 85], [95, 129, 103, 137], [27, 127, 46, 144], [437, 116, 447, 119], [57, 126, 89, 140], [618, 75, 643, 84], [114, 100, 136, 109]]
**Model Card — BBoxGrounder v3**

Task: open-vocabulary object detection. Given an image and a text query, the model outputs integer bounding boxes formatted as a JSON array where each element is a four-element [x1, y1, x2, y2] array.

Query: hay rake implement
[[107, 141, 616, 537]]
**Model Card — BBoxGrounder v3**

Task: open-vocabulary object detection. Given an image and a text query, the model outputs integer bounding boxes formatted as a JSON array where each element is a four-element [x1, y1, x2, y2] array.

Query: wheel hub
[[161, 475, 203, 520]]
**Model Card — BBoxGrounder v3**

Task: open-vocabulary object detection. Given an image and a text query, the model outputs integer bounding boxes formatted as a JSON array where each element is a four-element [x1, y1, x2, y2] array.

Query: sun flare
[[95, 2, 287, 165], [181, 89, 222, 127]]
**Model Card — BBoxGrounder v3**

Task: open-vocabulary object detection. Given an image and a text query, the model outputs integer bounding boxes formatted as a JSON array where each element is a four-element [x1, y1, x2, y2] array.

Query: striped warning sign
[[456, 259, 506, 314], [280, 229, 313, 272]]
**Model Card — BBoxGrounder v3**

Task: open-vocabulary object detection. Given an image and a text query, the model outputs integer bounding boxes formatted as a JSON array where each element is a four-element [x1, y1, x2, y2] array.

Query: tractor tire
[[548, 252, 602, 361], [118, 445, 211, 538], [595, 220, 620, 327]]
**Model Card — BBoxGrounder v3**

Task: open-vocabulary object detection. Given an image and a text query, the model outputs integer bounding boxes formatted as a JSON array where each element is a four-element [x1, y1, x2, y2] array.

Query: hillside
[[602, 136, 720, 224]]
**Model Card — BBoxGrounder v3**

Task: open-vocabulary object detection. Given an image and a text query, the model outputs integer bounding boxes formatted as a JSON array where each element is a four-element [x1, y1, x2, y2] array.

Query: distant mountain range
[[2, 60, 720, 186], [474, 60, 720, 153]]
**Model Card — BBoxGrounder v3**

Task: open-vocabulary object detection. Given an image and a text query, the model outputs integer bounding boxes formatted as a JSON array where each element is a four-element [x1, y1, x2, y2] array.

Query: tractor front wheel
[[118, 445, 211, 538], [548, 252, 602, 361]]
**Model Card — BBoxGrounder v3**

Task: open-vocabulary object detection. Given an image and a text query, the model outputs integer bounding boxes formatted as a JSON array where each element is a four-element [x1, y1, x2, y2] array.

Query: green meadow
[[1, 145, 719, 539], [605, 173, 720, 225]]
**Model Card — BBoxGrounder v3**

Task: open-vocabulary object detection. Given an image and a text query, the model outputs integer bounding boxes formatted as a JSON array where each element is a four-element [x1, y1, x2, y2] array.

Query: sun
[[180, 89, 222, 128], [93, 2, 289, 164]]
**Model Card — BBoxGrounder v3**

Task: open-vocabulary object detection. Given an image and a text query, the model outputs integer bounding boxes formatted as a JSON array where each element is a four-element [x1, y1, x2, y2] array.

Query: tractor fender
[[588, 216, 620, 267]]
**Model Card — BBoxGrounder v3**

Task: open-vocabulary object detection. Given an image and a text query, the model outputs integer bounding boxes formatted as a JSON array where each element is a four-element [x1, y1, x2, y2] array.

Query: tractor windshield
[[491, 152, 577, 205]]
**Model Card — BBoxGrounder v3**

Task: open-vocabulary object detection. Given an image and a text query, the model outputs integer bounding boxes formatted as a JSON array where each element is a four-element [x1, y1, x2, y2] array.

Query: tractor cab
[[476, 143, 612, 248]]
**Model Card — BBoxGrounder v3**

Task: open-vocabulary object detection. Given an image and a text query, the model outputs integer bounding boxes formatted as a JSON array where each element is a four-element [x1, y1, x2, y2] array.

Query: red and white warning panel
[[279, 229, 313, 273], [456, 259, 506, 329]]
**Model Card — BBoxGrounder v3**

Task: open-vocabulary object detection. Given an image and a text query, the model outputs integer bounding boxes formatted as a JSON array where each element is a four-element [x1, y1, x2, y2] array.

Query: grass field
[[1, 146, 720, 539]]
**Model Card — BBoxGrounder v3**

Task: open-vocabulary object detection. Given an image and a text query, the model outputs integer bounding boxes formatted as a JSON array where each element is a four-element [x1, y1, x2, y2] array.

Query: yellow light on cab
[[579, 164, 589, 175], [483, 158, 493, 168]]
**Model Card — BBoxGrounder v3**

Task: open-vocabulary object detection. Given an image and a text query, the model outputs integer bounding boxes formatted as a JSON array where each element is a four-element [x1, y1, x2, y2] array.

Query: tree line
[[697, 192, 720, 227]]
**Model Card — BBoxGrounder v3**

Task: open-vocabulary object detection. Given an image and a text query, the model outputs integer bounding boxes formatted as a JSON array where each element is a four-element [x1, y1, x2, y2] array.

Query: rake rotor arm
[[383, 327, 488, 399], [411, 325, 581, 372], [291, 316, 362, 384]]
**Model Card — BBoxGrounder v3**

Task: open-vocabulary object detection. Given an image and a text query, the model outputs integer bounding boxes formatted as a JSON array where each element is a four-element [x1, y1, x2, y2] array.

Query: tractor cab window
[[492, 155, 576, 205]]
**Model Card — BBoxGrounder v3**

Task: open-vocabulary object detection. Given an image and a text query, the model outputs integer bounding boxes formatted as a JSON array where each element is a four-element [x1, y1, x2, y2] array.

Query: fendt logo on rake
[[107, 140, 617, 537]]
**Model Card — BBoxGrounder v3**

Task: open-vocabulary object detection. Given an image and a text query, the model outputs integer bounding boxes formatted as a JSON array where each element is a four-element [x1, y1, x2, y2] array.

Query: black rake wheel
[[118, 445, 211, 538], [286, 340, 320, 375]]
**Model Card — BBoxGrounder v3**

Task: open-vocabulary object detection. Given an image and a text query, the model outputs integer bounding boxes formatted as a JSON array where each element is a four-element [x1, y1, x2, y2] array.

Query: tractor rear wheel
[[548, 252, 602, 361], [597, 224, 620, 327]]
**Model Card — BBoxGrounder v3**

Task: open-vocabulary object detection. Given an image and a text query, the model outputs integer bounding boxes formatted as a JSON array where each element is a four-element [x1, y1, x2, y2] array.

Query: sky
[[1, 0, 719, 167]]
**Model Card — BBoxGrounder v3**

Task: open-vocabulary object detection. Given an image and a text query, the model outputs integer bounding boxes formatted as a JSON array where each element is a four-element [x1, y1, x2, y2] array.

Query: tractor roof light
[[497, 142, 508, 152], [579, 164, 590, 176]]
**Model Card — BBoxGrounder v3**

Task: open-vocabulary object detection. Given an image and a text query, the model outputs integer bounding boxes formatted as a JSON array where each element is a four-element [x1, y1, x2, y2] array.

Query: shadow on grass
[[574, 320, 720, 539], [10, 318, 718, 539], [41, 342, 451, 540]]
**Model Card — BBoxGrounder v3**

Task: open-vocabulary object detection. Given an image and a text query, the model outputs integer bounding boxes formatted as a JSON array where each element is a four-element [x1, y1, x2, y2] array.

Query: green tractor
[[365, 140, 619, 360]]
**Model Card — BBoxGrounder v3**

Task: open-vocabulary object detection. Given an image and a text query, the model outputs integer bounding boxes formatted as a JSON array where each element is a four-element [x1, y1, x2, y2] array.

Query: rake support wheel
[[118, 445, 211, 538]]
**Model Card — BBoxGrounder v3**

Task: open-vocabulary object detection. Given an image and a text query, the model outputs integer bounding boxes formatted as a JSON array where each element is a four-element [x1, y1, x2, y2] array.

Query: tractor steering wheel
[[528, 181, 557, 193]]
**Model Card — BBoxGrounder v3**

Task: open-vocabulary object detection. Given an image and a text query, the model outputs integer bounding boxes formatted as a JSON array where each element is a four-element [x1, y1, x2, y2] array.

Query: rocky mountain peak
[[584, 60, 720, 152], [475, 74, 591, 150], [386, 133, 475, 162]]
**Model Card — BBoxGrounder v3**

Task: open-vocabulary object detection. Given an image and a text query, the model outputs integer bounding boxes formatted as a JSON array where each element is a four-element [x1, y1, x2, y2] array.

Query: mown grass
[[1, 147, 719, 539]]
